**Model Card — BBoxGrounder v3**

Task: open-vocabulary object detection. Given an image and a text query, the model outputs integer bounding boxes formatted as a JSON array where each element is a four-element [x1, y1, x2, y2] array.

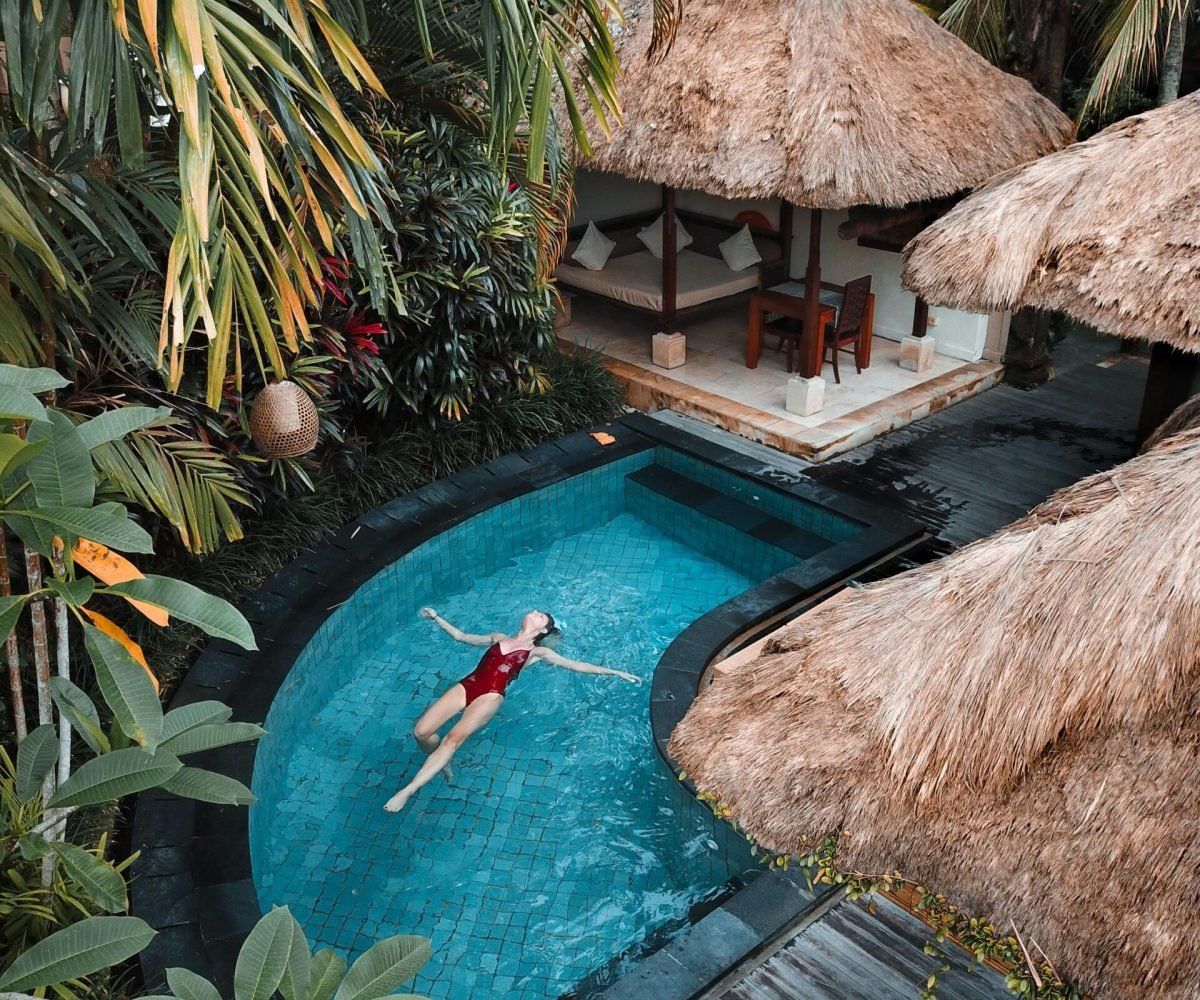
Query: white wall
[[569, 173, 997, 362], [790, 208, 992, 362], [571, 170, 661, 221]]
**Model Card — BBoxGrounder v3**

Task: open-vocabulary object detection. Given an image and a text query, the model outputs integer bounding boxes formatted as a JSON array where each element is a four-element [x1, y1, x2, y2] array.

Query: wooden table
[[745, 289, 836, 376]]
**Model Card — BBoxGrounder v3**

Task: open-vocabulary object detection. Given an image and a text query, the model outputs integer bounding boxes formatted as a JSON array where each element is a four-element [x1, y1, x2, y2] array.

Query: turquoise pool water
[[251, 452, 817, 998]]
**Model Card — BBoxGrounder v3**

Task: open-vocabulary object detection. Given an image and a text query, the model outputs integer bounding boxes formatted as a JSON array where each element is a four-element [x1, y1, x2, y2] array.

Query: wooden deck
[[722, 898, 1012, 1000], [806, 352, 1146, 552]]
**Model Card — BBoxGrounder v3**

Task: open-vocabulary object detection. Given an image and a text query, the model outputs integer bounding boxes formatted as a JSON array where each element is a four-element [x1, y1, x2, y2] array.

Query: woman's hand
[[419, 607, 438, 620], [612, 670, 641, 685]]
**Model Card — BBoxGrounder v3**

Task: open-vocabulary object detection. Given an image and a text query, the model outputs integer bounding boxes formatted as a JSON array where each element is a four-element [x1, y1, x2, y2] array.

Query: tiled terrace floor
[[558, 294, 1001, 462]]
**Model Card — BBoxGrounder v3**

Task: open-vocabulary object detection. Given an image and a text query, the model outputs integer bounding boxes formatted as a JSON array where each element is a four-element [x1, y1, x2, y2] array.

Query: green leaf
[[26, 409, 96, 508], [161, 721, 264, 757], [47, 576, 95, 606], [0, 915, 155, 991], [50, 677, 111, 755], [5, 503, 154, 554], [47, 748, 182, 809], [86, 624, 163, 751], [0, 592, 29, 644], [0, 385, 48, 420], [0, 432, 46, 478], [18, 832, 52, 861], [308, 949, 347, 1000], [161, 766, 256, 805], [103, 575, 257, 649], [15, 723, 59, 802], [161, 701, 234, 742], [0, 364, 69, 392], [235, 906, 296, 1000], [166, 966, 224, 1000], [334, 936, 432, 1000], [76, 406, 170, 450], [51, 840, 129, 912], [279, 911, 312, 1000]]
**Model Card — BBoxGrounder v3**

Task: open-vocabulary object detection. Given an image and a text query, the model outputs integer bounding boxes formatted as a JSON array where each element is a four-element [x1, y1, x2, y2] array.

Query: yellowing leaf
[[72, 539, 169, 627], [82, 609, 160, 694], [590, 432, 616, 445]]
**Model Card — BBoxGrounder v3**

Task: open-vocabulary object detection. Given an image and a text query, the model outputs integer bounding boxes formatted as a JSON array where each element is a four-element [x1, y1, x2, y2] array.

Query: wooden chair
[[823, 275, 872, 384]]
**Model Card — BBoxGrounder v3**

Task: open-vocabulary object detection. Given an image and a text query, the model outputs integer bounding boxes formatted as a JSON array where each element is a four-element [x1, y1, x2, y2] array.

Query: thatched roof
[[580, 0, 1074, 209], [902, 91, 1200, 349], [669, 418, 1200, 999]]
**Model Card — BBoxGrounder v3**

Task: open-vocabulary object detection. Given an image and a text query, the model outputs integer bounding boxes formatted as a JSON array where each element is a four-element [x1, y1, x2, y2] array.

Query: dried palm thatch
[[580, 0, 1073, 208], [903, 91, 1200, 348], [669, 422, 1200, 999]]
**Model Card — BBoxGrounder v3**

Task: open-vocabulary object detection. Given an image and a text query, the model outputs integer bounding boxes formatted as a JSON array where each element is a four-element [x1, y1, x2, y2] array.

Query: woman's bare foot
[[384, 788, 412, 812]]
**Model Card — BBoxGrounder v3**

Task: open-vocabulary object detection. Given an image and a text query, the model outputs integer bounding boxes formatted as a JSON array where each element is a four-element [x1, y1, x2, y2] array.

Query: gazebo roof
[[902, 91, 1200, 348], [580, 0, 1074, 208], [668, 412, 1200, 999]]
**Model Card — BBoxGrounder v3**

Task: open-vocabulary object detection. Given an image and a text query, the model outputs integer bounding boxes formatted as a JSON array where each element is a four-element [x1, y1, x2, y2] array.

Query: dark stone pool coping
[[130, 413, 926, 996]]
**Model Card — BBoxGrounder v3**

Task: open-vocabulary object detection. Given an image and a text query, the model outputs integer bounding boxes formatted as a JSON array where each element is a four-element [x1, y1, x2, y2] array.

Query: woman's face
[[523, 610, 550, 634]]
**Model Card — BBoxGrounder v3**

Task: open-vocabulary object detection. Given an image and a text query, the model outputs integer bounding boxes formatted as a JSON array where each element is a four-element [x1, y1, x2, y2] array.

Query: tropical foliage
[[930, 0, 1196, 122], [0, 905, 432, 1000], [0, 364, 258, 965]]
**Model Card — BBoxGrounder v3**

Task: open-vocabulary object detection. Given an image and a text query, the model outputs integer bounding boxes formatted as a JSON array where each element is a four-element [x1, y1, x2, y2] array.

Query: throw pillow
[[637, 213, 694, 258], [571, 221, 617, 271], [719, 224, 763, 271]]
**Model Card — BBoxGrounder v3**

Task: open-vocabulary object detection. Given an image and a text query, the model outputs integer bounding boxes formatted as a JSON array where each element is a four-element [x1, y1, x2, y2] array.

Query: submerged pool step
[[626, 465, 829, 559]]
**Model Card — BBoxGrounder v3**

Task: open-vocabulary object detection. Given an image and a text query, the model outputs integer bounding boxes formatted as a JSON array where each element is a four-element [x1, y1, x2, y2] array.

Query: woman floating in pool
[[384, 607, 641, 812]]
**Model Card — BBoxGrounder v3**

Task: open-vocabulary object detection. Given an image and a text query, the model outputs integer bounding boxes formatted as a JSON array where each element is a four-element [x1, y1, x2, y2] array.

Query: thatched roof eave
[[577, 0, 1074, 210]]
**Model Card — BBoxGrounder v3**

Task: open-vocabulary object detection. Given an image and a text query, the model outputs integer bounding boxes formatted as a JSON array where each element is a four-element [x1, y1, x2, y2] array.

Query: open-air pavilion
[[668, 410, 1200, 1000], [903, 88, 1200, 441], [555, 0, 1074, 460]]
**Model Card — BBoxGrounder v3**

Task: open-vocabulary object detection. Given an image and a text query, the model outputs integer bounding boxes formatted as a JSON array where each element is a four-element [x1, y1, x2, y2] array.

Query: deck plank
[[722, 898, 1014, 1000], [806, 357, 1145, 550]]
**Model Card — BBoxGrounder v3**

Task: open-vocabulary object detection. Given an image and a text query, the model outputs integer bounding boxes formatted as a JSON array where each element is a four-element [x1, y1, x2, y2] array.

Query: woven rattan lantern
[[248, 381, 319, 458]]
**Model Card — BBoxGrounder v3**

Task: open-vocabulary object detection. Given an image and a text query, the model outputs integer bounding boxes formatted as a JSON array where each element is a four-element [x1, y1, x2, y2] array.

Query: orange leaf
[[590, 431, 616, 445], [72, 539, 169, 627], [82, 609, 159, 694]]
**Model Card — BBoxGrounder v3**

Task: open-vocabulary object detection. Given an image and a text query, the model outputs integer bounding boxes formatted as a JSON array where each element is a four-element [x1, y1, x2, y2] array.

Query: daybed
[[554, 209, 787, 329]]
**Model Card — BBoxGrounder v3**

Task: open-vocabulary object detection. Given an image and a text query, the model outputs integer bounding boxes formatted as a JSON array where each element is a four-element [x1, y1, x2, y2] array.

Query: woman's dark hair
[[538, 613, 558, 642]]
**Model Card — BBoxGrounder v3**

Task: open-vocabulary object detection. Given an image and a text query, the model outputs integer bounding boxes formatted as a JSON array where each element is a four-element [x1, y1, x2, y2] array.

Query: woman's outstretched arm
[[419, 607, 503, 646], [530, 646, 641, 684]]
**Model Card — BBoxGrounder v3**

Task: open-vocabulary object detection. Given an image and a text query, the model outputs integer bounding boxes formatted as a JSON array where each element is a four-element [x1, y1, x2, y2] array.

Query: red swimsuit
[[458, 643, 532, 704]]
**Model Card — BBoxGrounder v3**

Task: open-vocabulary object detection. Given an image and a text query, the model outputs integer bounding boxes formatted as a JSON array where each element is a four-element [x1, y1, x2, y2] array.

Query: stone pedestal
[[652, 332, 686, 369], [899, 335, 936, 373], [553, 291, 574, 330], [785, 375, 825, 416]]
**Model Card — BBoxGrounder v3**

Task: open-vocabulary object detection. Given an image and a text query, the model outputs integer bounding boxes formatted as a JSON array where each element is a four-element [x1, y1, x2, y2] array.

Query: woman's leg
[[384, 693, 504, 812], [412, 684, 468, 754]]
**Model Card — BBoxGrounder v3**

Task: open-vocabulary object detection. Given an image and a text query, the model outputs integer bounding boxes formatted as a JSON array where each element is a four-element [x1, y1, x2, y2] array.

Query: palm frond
[[1081, 0, 1187, 116], [90, 420, 251, 555], [938, 0, 1021, 65]]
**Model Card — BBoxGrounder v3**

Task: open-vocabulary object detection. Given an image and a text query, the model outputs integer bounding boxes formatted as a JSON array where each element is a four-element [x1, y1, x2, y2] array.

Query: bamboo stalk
[[23, 547, 56, 886], [0, 530, 27, 740], [49, 542, 71, 843]]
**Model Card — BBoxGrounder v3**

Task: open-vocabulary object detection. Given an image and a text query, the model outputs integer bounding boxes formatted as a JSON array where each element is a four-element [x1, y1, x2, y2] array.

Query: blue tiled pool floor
[[253, 512, 760, 999]]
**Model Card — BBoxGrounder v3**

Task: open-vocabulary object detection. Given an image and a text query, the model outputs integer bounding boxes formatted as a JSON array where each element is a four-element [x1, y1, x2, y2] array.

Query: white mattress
[[554, 249, 759, 312]]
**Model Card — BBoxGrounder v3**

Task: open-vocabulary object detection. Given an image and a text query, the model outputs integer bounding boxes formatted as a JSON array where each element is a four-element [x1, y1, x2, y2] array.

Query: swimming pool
[[132, 417, 924, 997], [248, 448, 862, 999]]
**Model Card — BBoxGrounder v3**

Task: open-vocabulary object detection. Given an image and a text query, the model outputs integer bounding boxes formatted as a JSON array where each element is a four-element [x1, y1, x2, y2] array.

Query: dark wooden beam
[[911, 296, 929, 339], [839, 197, 959, 242], [802, 208, 823, 378], [1137, 342, 1200, 445], [662, 185, 677, 333], [779, 200, 795, 279]]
